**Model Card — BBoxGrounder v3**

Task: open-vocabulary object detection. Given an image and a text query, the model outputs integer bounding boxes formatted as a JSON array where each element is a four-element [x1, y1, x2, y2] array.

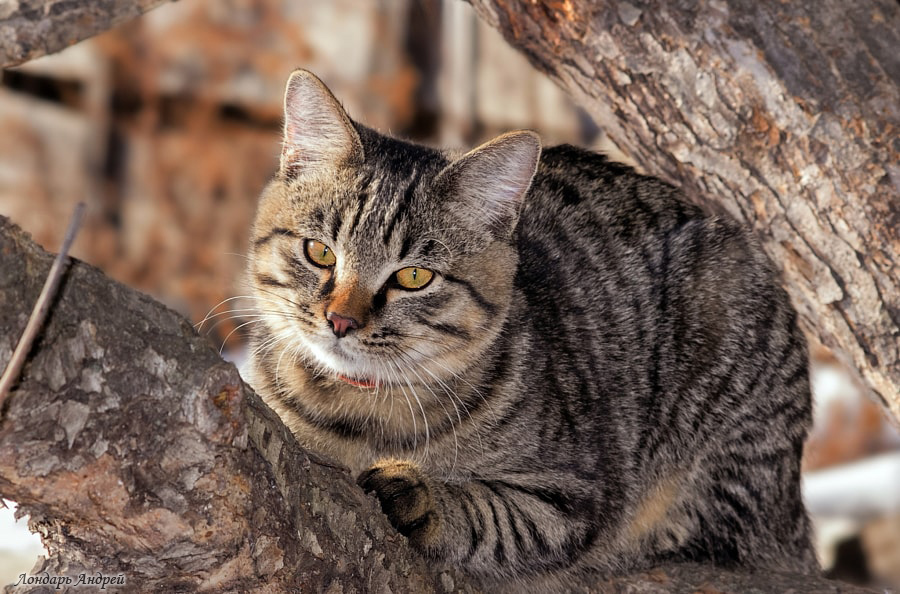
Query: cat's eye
[[304, 239, 336, 267], [395, 267, 434, 290]]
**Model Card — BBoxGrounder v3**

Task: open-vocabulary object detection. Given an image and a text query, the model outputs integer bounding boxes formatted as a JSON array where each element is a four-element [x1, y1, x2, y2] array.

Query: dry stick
[[0, 202, 86, 408]]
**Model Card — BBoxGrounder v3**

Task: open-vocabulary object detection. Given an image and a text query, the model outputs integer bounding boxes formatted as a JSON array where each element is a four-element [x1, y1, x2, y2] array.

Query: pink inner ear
[[450, 133, 541, 230], [280, 72, 362, 176]]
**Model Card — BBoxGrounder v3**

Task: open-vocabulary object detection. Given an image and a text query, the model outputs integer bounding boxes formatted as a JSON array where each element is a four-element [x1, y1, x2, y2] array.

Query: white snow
[[0, 500, 46, 587]]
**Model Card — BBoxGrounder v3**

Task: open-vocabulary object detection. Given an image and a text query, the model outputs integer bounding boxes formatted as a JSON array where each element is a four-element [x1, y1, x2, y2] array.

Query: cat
[[244, 69, 818, 588]]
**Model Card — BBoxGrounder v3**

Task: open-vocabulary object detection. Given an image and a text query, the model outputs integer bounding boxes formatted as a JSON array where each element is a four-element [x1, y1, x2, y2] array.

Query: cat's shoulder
[[537, 143, 678, 198], [529, 143, 705, 234], [539, 143, 636, 177]]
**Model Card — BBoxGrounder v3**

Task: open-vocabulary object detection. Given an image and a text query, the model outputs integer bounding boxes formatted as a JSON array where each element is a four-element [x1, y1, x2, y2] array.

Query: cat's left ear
[[436, 131, 541, 238], [281, 69, 364, 179]]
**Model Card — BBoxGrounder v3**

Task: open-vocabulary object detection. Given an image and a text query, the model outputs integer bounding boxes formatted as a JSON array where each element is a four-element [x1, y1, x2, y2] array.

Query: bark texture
[[0, 215, 870, 594], [466, 0, 900, 421], [0, 0, 171, 68], [0, 216, 468, 593]]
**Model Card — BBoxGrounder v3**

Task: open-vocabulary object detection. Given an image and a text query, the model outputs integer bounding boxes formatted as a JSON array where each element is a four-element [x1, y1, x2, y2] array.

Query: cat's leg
[[357, 459, 600, 578]]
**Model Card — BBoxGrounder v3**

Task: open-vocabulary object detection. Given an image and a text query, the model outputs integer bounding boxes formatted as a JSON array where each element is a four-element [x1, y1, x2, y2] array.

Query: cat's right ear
[[281, 69, 364, 179], [435, 131, 541, 239]]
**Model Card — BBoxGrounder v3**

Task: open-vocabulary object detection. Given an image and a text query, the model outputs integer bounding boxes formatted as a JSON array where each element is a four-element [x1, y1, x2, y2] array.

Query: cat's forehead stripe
[[328, 209, 343, 243], [345, 164, 425, 260], [361, 170, 402, 238], [381, 166, 423, 247], [310, 206, 326, 228], [398, 233, 415, 261], [344, 172, 376, 239]]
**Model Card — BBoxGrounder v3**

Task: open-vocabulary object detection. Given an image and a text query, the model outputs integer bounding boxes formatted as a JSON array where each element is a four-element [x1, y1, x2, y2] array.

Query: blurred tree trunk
[[466, 0, 900, 422]]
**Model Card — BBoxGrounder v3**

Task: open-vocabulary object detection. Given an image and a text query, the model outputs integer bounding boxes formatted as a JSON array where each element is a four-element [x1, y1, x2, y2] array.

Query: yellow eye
[[395, 267, 434, 290], [304, 239, 336, 267]]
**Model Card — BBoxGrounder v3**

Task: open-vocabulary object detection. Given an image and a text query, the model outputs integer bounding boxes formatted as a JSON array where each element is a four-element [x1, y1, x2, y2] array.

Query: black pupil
[[411, 268, 418, 280]]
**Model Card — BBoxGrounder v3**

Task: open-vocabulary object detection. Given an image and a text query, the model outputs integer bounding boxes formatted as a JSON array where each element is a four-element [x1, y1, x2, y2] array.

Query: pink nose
[[326, 311, 359, 338]]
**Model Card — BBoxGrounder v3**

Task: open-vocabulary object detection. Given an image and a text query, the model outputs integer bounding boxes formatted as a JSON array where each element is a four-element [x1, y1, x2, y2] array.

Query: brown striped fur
[[244, 70, 818, 589]]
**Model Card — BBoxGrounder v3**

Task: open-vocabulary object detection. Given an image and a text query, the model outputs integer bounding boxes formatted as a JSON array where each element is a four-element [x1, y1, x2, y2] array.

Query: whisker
[[393, 348, 459, 475], [376, 331, 458, 349], [248, 332, 286, 365], [387, 359, 419, 457], [198, 292, 310, 330], [401, 350, 474, 463], [403, 343, 499, 427], [254, 285, 313, 313], [219, 319, 266, 354], [203, 314, 267, 338], [382, 360, 396, 447], [401, 365, 430, 463], [196, 307, 276, 325], [197, 295, 259, 330]]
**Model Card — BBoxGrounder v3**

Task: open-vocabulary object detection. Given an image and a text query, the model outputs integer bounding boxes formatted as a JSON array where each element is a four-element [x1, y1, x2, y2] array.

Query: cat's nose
[[326, 311, 359, 338]]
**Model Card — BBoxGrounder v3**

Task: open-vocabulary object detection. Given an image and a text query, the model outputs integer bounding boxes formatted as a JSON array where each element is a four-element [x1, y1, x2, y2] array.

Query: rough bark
[[0, 0, 171, 68], [466, 0, 900, 422], [0, 216, 468, 593], [0, 215, 870, 594]]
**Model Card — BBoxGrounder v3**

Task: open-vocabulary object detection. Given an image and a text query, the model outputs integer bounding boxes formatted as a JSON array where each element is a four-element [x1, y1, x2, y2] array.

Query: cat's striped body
[[246, 70, 817, 588]]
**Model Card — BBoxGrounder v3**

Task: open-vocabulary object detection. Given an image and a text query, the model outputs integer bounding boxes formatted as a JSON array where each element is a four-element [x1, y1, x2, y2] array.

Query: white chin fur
[[299, 334, 381, 382]]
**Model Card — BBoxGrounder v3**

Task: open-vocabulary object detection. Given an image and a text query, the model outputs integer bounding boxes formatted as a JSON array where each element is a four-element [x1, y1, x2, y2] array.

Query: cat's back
[[521, 144, 704, 250], [513, 143, 798, 420], [517, 143, 777, 300]]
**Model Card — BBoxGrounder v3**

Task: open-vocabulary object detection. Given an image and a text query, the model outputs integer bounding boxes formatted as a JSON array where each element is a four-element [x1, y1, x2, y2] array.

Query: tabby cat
[[245, 70, 817, 588]]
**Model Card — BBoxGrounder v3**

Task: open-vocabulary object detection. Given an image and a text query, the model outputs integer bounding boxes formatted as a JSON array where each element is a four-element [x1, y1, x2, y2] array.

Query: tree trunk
[[466, 0, 900, 422]]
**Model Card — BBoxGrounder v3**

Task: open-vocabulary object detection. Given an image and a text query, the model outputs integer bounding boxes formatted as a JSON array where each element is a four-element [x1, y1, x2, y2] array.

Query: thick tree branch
[[0, 0, 171, 68], [0, 216, 469, 593], [466, 0, 900, 421]]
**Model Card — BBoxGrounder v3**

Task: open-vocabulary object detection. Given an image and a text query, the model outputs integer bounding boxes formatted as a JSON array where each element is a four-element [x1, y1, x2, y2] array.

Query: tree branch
[[0, 216, 469, 593], [0, 0, 172, 68], [466, 0, 900, 422]]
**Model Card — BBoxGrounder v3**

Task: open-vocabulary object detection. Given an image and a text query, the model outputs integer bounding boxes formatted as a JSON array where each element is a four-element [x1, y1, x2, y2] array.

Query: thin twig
[[0, 202, 86, 409]]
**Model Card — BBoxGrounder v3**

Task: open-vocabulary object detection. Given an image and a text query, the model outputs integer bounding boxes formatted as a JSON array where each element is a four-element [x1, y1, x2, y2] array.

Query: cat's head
[[248, 69, 540, 391]]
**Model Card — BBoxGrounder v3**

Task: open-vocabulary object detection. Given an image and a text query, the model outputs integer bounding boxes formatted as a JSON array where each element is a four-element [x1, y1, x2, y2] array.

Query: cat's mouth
[[336, 373, 378, 389]]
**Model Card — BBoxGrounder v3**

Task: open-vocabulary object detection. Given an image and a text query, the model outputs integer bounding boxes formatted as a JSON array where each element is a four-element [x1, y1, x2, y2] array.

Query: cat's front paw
[[357, 459, 439, 549]]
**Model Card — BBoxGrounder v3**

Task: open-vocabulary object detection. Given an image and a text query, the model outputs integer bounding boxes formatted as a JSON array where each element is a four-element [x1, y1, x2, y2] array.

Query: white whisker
[[219, 319, 266, 354], [387, 359, 419, 457], [395, 349, 459, 476], [400, 363, 430, 463]]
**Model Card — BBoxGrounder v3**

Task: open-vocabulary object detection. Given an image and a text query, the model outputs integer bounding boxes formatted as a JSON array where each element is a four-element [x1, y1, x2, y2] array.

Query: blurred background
[[1, 0, 898, 588]]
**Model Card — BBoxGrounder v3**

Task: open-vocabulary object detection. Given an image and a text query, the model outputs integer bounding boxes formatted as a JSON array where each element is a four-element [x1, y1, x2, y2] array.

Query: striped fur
[[245, 70, 817, 588]]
